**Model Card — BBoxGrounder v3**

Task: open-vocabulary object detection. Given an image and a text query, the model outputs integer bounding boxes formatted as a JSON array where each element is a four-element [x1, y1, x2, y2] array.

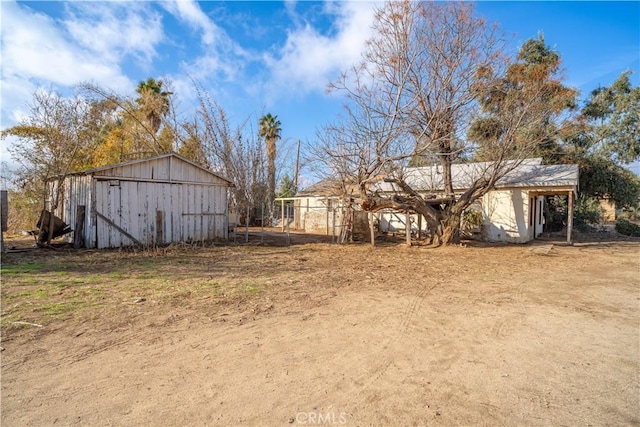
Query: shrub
[[615, 219, 640, 237], [573, 196, 602, 232], [619, 203, 640, 222]]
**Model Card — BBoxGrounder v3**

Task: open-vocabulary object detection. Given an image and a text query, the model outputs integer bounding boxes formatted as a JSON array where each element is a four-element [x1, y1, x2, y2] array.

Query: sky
[[1, 0, 639, 182]]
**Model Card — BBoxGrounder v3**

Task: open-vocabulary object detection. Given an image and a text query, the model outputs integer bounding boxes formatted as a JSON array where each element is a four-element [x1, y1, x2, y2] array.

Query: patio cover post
[[406, 211, 411, 246], [567, 190, 574, 245]]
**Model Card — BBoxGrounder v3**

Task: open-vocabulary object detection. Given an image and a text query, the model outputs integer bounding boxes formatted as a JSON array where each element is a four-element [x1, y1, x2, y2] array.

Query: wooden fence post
[[73, 205, 86, 249]]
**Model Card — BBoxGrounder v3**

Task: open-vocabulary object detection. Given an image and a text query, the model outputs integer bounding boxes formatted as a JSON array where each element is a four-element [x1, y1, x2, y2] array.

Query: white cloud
[[263, 1, 378, 99], [158, 0, 258, 113], [161, 0, 253, 83], [62, 2, 163, 65], [161, 0, 219, 46], [0, 1, 163, 165], [1, 2, 139, 91]]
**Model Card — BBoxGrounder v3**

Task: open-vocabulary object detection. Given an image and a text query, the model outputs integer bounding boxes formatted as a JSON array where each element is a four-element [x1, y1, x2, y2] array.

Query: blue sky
[[1, 1, 639, 179]]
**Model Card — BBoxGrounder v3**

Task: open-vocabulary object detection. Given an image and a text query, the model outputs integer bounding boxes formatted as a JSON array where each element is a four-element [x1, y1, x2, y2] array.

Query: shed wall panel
[[94, 156, 228, 185], [51, 175, 92, 245], [57, 155, 230, 249]]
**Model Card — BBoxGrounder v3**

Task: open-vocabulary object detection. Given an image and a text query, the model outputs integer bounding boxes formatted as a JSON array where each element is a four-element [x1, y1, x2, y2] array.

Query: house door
[[535, 197, 545, 237], [529, 195, 545, 240]]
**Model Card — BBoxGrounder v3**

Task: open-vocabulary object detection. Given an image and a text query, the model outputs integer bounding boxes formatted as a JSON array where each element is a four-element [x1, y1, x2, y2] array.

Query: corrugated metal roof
[[374, 158, 579, 193]]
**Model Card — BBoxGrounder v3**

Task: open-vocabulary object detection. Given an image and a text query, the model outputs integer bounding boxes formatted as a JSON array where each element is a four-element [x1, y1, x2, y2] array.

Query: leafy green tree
[[469, 34, 576, 163], [276, 173, 296, 199], [576, 155, 640, 208], [580, 71, 640, 164], [135, 78, 173, 135], [555, 72, 640, 220]]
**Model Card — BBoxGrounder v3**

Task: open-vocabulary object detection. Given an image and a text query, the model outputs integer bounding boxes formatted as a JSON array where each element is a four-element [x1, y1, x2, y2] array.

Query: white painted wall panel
[[482, 189, 530, 243]]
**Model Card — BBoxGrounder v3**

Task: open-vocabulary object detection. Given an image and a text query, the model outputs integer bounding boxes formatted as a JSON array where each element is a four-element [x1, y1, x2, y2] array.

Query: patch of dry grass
[[1, 246, 281, 329]]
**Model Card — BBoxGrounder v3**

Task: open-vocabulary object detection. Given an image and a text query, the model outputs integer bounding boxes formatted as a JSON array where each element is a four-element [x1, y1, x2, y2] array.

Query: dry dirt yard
[[1, 235, 639, 426]]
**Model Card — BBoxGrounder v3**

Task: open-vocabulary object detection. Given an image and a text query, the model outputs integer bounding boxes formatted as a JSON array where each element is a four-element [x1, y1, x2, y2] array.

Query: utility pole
[[294, 140, 301, 194]]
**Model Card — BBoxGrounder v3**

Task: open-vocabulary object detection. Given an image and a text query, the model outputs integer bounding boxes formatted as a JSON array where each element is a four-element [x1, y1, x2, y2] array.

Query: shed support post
[[1, 190, 8, 253], [332, 208, 336, 243], [567, 190, 574, 245], [245, 205, 249, 243]]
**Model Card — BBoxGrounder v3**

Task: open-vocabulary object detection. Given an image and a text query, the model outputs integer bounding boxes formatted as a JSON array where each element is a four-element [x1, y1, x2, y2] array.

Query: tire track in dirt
[[286, 282, 439, 417], [1, 331, 145, 371], [349, 282, 439, 400], [36, 322, 184, 369], [490, 281, 529, 339]]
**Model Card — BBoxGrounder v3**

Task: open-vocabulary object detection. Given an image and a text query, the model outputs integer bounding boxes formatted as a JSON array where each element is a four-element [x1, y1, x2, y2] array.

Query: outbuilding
[[49, 153, 233, 248]]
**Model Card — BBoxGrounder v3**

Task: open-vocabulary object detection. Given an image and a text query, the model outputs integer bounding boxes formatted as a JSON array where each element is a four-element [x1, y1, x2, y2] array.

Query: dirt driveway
[[1, 238, 639, 426]]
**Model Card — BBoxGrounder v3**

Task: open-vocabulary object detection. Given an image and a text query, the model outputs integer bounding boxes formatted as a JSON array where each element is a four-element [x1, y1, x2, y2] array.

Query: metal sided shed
[[50, 153, 233, 248]]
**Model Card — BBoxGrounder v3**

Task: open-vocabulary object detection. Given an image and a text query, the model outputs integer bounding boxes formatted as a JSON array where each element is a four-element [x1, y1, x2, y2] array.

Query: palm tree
[[259, 113, 282, 221], [135, 78, 172, 135]]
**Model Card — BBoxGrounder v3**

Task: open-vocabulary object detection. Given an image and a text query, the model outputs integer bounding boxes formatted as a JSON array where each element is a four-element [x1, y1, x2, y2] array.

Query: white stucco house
[[286, 159, 579, 244]]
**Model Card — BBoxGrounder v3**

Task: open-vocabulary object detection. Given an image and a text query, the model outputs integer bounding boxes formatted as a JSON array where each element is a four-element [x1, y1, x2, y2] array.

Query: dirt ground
[[1, 232, 639, 426]]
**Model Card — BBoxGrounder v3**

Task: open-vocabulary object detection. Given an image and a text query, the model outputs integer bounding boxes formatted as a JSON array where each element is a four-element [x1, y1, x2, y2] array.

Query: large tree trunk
[[440, 211, 462, 245], [441, 155, 454, 199]]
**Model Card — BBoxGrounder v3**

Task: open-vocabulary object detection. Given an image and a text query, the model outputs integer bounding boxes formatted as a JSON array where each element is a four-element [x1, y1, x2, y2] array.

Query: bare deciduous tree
[[187, 83, 267, 220], [316, 1, 575, 245], [1, 89, 107, 244]]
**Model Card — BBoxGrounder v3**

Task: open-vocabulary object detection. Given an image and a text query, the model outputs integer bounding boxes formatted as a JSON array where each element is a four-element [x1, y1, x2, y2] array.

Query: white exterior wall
[[294, 196, 331, 232], [482, 189, 532, 243], [299, 197, 343, 235], [378, 212, 427, 234], [295, 189, 549, 243], [533, 195, 545, 239]]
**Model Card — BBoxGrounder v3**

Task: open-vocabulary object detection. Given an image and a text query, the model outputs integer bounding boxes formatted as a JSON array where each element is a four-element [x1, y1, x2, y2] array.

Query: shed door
[[95, 180, 134, 248]]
